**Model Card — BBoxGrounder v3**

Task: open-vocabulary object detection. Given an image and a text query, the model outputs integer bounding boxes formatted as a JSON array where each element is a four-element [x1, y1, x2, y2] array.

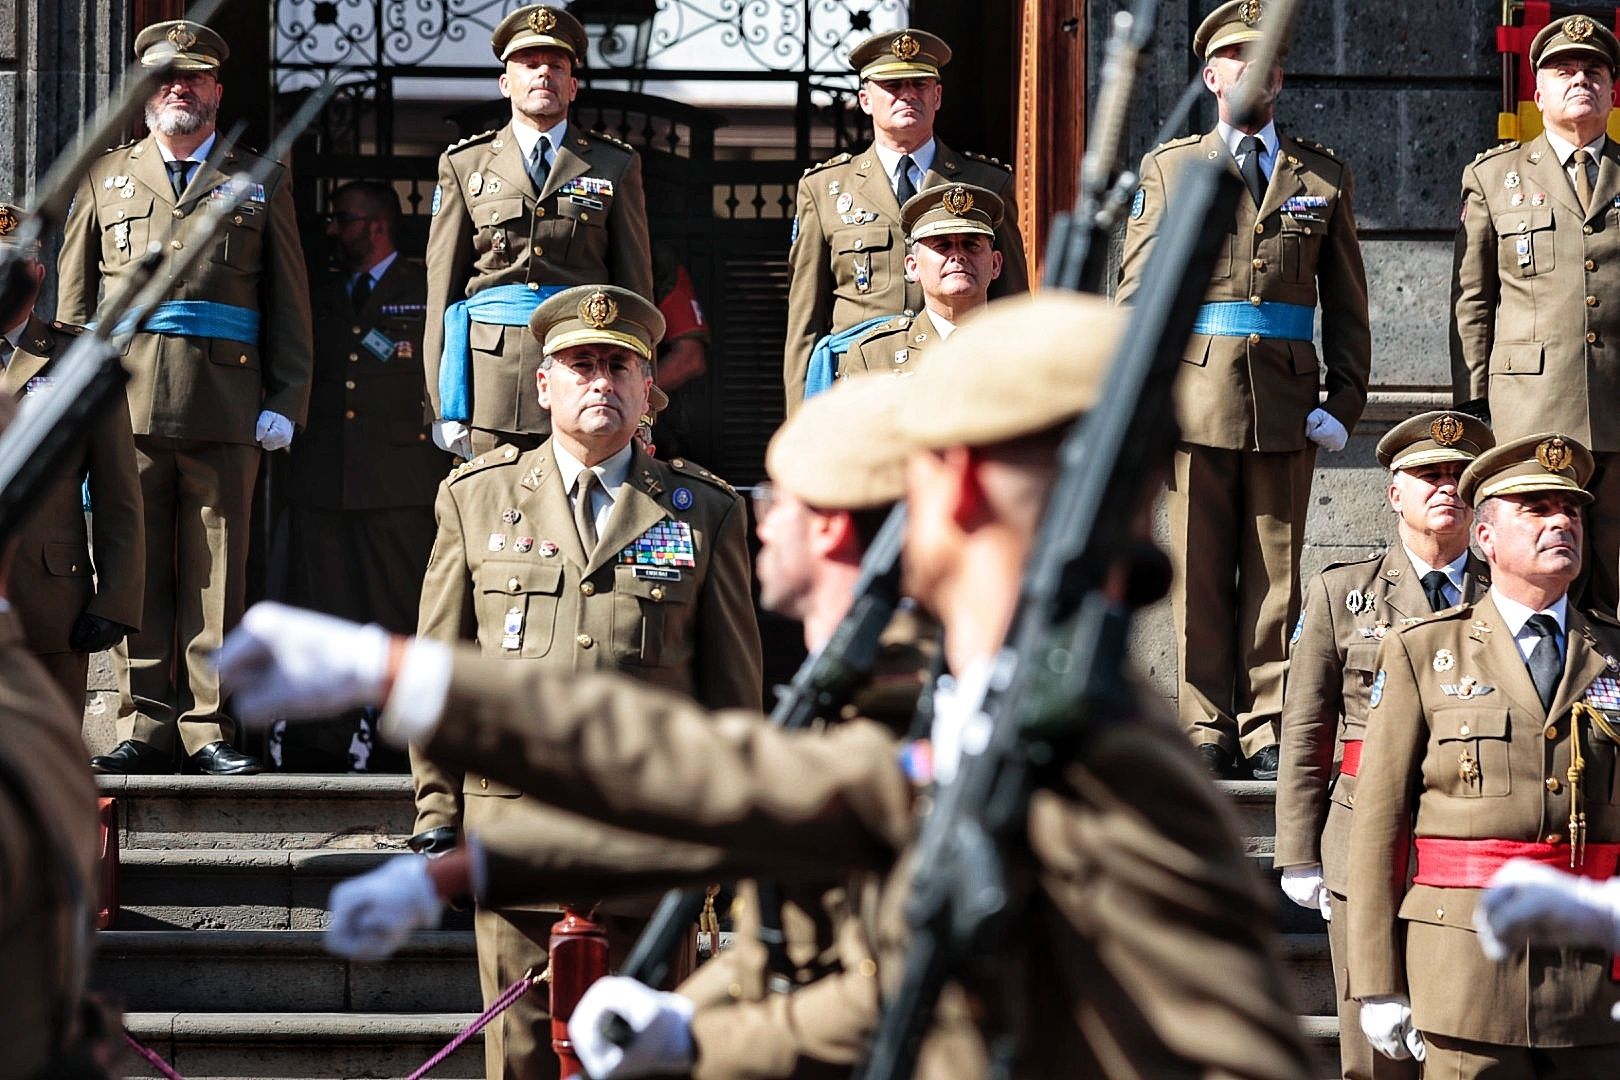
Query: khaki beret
[[492, 5, 588, 63], [531, 285, 665, 360], [1193, 0, 1272, 60], [897, 292, 1124, 450], [1531, 14, 1620, 72], [135, 20, 228, 71], [767, 376, 908, 510], [849, 29, 950, 82], [1376, 410, 1495, 472], [0, 203, 37, 252], [902, 183, 1003, 242], [1459, 432, 1595, 507]]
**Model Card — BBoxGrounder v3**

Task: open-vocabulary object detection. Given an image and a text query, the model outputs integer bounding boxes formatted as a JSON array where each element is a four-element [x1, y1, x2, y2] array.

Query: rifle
[[856, 0, 1302, 1074], [0, 79, 339, 546]]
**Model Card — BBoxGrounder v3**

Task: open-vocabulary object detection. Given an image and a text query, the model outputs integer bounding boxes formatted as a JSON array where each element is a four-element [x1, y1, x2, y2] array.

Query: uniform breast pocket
[[833, 226, 894, 298], [100, 195, 155, 265], [1584, 708, 1620, 804], [478, 561, 563, 659], [215, 208, 267, 270], [473, 196, 527, 269], [1429, 707, 1511, 798], [611, 568, 696, 667], [1344, 642, 1380, 715], [1279, 218, 1324, 283], [555, 195, 609, 268], [1496, 209, 1555, 277]]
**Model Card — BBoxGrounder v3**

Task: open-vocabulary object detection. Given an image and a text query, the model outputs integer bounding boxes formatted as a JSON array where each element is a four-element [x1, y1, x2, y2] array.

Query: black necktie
[[1237, 135, 1266, 206], [1526, 613, 1563, 711], [1421, 571, 1451, 613], [350, 273, 372, 311], [528, 136, 553, 193], [166, 160, 192, 199], [895, 154, 917, 205]]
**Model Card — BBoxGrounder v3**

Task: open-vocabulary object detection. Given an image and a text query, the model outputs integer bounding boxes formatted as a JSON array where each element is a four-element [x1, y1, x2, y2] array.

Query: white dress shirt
[[554, 440, 634, 541], [1490, 586, 1569, 664]]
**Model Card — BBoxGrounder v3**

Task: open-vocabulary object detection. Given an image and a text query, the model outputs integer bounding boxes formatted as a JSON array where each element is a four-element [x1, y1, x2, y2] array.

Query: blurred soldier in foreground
[[221, 292, 1314, 1080], [1273, 410, 1492, 1080], [1119, 0, 1370, 779], [1476, 859, 1620, 1004]]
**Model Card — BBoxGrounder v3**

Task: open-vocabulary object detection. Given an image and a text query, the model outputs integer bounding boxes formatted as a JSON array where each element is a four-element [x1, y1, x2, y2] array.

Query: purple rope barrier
[[124, 1030, 186, 1080], [405, 973, 540, 1080]]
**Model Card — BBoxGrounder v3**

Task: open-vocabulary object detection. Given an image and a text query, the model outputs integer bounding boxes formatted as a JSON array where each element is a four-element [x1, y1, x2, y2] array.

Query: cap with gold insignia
[[492, 4, 588, 62], [0, 203, 37, 252], [1530, 14, 1620, 72], [902, 183, 1004, 243], [768, 375, 908, 510], [135, 20, 229, 71], [1459, 432, 1595, 507], [640, 383, 671, 430], [897, 292, 1123, 449], [849, 28, 951, 82], [1376, 410, 1495, 472], [1193, 0, 1274, 60], [531, 284, 666, 360]]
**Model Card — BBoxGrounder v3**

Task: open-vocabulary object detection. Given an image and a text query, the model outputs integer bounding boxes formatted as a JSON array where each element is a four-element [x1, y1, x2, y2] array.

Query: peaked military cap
[[897, 292, 1124, 450], [1376, 410, 1495, 472], [768, 376, 908, 510], [1460, 432, 1595, 507], [849, 28, 951, 82], [0, 203, 37, 252], [902, 183, 1003, 242], [135, 20, 228, 71], [1530, 14, 1620, 72], [1193, 0, 1273, 60], [531, 285, 665, 360], [493, 5, 588, 62]]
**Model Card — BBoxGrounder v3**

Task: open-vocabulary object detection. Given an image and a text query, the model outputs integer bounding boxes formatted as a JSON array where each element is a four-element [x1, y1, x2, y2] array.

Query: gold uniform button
[[858, 959, 878, 978], [1254, 222, 1264, 234], [344, 380, 356, 390], [535, 208, 546, 218], [532, 245, 543, 257], [70, 563, 79, 572], [170, 239, 183, 250], [232, 215, 243, 226], [171, 208, 182, 219], [1587, 259, 1597, 271], [1248, 332, 1261, 344], [348, 353, 359, 362], [352, 326, 363, 336], [1252, 258, 1264, 270], [650, 586, 665, 601], [1249, 295, 1261, 306], [417, 433, 428, 442], [579, 213, 590, 222], [577, 634, 594, 648], [480, 778, 489, 790], [1588, 332, 1599, 344], [238, 355, 249, 365], [507, 577, 520, 591], [580, 582, 596, 596], [1587, 295, 1598, 307], [1585, 224, 1595, 235], [1546, 832, 1563, 845], [727, 983, 743, 1000], [344, 409, 356, 420], [1459, 724, 1470, 736], [1435, 907, 1445, 919], [1546, 776, 1562, 792], [1547, 726, 1559, 740]]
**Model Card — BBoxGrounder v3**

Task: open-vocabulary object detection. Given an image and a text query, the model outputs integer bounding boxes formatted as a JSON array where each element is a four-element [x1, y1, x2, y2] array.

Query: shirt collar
[[873, 138, 937, 185], [553, 439, 635, 497], [1490, 585, 1568, 638], [156, 130, 217, 166], [1544, 129, 1606, 167], [356, 250, 398, 287], [931, 310, 958, 340], [1403, 546, 1470, 594], [512, 117, 569, 160], [1217, 120, 1279, 163]]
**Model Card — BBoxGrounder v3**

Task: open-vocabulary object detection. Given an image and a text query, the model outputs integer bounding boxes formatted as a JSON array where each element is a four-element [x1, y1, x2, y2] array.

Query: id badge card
[[361, 328, 396, 361]]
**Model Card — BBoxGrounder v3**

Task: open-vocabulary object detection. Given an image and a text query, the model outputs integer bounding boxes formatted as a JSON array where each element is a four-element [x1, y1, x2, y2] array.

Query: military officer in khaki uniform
[[58, 21, 312, 776], [0, 205, 143, 707], [1118, 0, 1371, 780], [424, 5, 653, 460], [1274, 410, 1492, 1080], [1454, 16, 1620, 615], [783, 28, 1029, 413], [223, 293, 1315, 1080], [409, 284, 761, 1080], [1349, 432, 1620, 1075], [841, 183, 1003, 383]]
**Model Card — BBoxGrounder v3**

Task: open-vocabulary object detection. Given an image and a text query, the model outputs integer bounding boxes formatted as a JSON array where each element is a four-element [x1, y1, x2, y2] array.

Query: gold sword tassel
[[1569, 703, 1596, 870]]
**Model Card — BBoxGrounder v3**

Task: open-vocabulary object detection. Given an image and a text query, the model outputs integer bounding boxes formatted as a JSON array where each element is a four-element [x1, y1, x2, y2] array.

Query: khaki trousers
[[116, 436, 258, 755], [1420, 1033, 1620, 1079], [1168, 443, 1316, 758], [1326, 894, 1417, 1080], [33, 651, 89, 716]]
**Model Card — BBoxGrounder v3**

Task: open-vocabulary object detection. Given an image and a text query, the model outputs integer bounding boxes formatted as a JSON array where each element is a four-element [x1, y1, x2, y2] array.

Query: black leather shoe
[[1195, 743, 1237, 779], [408, 826, 460, 855], [1248, 745, 1281, 781], [186, 741, 262, 776], [91, 739, 173, 775]]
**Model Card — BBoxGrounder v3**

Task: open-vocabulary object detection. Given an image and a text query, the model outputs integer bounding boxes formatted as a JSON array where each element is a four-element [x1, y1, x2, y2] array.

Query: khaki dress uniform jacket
[[1347, 595, 1620, 1051], [1453, 133, 1620, 610], [0, 607, 100, 1079], [422, 123, 653, 442], [1118, 128, 1371, 759], [1274, 547, 1487, 1080], [404, 655, 1315, 1080], [56, 134, 313, 755], [843, 307, 943, 380], [2, 315, 143, 704], [783, 141, 1028, 413]]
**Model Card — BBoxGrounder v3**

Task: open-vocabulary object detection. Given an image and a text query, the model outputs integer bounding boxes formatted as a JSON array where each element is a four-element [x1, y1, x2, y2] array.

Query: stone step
[[97, 775, 415, 850], [1301, 1014, 1342, 1080], [1219, 779, 1278, 855], [95, 930, 480, 1013], [117, 848, 395, 931], [120, 1011, 482, 1079]]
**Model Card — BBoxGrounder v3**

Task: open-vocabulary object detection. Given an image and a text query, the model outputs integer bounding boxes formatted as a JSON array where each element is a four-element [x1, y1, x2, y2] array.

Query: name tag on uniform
[[632, 566, 682, 582], [569, 194, 605, 211], [618, 520, 696, 568], [361, 328, 396, 361]]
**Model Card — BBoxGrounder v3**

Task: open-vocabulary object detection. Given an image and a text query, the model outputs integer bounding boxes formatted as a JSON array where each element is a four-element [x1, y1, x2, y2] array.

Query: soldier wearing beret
[[58, 20, 313, 776], [1274, 410, 1492, 1080], [1453, 14, 1620, 615], [424, 4, 654, 462], [1348, 431, 1620, 1076], [408, 283, 761, 1080], [1118, 0, 1371, 781], [783, 28, 1029, 413], [834, 182, 1003, 386]]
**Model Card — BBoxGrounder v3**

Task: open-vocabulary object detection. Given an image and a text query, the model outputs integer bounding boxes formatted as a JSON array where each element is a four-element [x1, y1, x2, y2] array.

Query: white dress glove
[[432, 419, 473, 459], [255, 409, 294, 451], [325, 855, 443, 962], [217, 601, 392, 725], [1280, 864, 1331, 921], [1475, 858, 1620, 960], [568, 975, 695, 1080], [1305, 408, 1348, 452], [1359, 995, 1425, 1061]]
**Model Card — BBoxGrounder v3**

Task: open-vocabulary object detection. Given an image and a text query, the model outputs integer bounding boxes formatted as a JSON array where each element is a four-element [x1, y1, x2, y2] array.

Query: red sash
[[1339, 739, 1363, 778]]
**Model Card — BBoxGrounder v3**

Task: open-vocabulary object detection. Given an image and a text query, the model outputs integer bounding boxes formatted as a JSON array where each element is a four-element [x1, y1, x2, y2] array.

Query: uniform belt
[[804, 313, 900, 400], [1339, 739, 1363, 778], [438, 283, 563, 423], [1192, 300, 1314, 342], [137, 300, 261, 345]]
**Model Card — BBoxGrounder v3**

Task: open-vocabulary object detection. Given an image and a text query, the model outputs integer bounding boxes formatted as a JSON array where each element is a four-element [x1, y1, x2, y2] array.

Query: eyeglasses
[[750, 482, 776, 515]]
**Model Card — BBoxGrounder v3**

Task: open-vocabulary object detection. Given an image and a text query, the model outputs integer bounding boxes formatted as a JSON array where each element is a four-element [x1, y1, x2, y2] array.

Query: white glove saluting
[[1476, 858, 1620, 961], [1305, 408, 1348, 452], [326, 855, 443, 962], [1359, 995, 1425, 1061], [569, 976, 695, 1080], [1279, 864, 1332, 921], [217, 601, 392, 725], [255, 409, 295, 451], [432, 419, 473, 460]]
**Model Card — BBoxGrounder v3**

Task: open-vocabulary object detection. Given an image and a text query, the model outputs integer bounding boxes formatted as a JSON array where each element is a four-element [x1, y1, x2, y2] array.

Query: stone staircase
[[92, 774, 1342, 1079]]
